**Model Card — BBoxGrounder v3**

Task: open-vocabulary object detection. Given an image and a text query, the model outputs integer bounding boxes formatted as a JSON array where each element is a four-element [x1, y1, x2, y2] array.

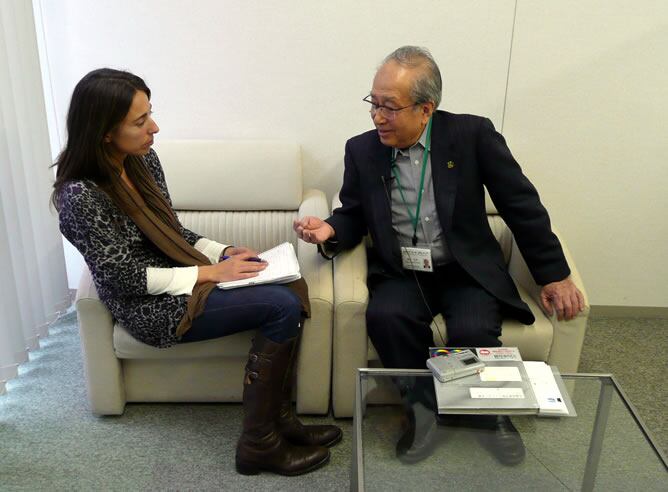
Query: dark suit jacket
[[325, 110, 571, 325]]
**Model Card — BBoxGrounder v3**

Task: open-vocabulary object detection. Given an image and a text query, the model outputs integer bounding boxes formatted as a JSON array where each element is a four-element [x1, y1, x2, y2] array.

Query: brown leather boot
[[276, 330, 343, 447], [235, 334, 330, 476]]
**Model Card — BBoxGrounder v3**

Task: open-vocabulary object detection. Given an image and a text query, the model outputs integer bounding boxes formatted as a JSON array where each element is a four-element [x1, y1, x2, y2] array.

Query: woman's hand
[[222, 246, 260, 258], [198, 252, 267, 284]]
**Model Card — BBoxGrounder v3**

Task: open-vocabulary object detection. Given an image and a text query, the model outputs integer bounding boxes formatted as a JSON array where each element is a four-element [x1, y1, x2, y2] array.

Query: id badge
[[401, 247, 433, 272]]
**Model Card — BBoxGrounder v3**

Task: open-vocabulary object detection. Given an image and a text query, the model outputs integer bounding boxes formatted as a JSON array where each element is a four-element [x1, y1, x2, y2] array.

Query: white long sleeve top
[[145, 238, 228, 295]]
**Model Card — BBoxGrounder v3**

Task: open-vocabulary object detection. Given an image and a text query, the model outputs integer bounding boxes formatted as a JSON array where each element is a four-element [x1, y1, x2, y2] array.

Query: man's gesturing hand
[[540, 276, 585, 321], [293, 216, 335, 244]]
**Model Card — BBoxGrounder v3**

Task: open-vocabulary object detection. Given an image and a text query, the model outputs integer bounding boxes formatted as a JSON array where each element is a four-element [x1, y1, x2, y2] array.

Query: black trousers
[[366, 261, 503, 371]]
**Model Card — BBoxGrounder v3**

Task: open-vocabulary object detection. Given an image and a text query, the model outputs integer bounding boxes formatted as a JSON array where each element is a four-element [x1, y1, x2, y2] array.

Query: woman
[[52, 68, 340, 476]]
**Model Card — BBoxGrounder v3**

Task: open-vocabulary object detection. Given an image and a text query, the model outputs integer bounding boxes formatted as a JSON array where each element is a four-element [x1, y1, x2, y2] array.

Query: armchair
[[76, 140, 333, 415], [330, 194, 589, 417]]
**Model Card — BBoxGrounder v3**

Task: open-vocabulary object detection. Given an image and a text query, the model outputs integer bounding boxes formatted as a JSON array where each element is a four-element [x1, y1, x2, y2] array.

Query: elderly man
[[294, 46, 584, 464]]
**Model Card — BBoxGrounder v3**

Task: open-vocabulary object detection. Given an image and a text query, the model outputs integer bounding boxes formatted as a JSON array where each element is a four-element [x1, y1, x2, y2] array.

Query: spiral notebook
[[217, 242, 301, 290]]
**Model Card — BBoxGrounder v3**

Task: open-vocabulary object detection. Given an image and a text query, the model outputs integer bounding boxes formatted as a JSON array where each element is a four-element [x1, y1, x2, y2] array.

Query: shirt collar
[[396, 124, 428, 157]]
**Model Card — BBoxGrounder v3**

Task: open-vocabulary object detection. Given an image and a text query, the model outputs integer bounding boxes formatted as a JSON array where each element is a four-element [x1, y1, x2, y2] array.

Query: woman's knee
[[270, 287, 302, 320], [258, 287, 302, 341]]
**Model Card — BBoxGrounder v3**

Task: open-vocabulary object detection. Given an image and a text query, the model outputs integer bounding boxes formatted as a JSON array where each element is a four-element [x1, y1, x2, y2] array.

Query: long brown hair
[[51, 68, 176, 228]]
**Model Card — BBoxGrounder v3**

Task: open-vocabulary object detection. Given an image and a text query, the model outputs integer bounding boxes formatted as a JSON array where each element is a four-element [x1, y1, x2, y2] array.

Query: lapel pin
[[447, 161, 455, 169]]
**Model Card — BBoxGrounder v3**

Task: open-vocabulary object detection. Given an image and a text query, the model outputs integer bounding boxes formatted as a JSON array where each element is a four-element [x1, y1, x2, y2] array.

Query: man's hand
[[293, 216, 335, 244], [540, 277, 585, 321]]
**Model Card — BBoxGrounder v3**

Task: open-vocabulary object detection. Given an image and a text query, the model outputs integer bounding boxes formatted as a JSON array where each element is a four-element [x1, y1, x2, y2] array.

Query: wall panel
[[504, 1, 668, 306]]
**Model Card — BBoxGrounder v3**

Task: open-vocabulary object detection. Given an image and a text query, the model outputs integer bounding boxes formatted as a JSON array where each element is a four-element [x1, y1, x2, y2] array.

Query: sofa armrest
[[507, 227, 590, 372], [295, 189, 333, 414], [332, 241, 369, 417], [297, 189, 333, 306], [507, 227, 588, 307], [76, 268, 126, 415], [333, 241, 369, 306]]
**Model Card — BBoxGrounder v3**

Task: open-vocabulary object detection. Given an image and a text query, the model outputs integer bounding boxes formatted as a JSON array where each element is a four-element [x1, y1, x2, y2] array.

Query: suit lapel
[[368, 139, 394, 237], [366, 137, 403, 266], [430, 111, 459, 232]]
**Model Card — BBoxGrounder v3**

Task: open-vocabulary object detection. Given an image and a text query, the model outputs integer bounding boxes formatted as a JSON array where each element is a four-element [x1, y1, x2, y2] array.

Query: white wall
[[37, 0, 667, 308], [503, 1, 668, 307]]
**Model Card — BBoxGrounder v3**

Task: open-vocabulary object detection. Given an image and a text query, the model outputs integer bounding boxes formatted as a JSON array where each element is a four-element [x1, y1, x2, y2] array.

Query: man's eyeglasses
[[363, 95, 417, 121]]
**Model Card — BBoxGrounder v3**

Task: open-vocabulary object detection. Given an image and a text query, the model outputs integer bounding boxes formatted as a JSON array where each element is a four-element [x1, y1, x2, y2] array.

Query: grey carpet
[[577, 316, 668, 450], [1, 312, 666, 490]]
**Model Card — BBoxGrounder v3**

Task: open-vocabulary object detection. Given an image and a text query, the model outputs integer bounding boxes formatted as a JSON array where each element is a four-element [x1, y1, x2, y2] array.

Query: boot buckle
[[244, 370, 259, 385]]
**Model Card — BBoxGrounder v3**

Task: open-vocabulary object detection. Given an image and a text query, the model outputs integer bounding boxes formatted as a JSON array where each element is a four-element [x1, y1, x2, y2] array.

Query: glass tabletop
[[351, 370, 667, 492]]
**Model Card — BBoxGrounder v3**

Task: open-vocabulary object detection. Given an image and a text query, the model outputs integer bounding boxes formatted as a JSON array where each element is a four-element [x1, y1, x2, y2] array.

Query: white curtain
[[0, 0, 70, 395]]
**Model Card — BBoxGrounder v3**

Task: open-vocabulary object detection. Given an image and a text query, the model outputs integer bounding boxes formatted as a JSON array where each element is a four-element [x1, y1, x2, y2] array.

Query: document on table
[[479, 366, 522, 382], [523, 361, 569, 416], [470, 387, 526, 399], [217, 242, 301, 290], [432, 357, 539, 414]]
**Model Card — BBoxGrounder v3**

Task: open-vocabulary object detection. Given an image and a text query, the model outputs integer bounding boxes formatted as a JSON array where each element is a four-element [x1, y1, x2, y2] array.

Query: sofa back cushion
[[154, 140, 303, 250], [177, 210, 299, 252]]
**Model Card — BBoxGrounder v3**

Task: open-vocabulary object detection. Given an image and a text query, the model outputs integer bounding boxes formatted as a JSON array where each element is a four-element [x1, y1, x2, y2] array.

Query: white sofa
[[76, 140, 333, 416], [330, 195, 590, 417]]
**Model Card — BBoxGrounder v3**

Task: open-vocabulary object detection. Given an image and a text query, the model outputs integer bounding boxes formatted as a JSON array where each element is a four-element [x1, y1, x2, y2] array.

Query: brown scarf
[[108, 158, 310, 337]]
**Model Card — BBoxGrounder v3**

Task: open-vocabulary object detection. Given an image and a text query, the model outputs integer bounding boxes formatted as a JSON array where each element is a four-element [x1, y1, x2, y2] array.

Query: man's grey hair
[[382, 46, 442, 107]]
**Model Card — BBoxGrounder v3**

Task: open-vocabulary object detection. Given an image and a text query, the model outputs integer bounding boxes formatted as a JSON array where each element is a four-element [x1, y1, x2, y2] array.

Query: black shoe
[[477, 415, 526, 466], [396, 403, 447, 464]]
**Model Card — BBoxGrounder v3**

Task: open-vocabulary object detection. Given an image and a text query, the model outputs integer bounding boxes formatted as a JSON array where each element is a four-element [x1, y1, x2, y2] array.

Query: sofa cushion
[[113, 323, 255, 359]]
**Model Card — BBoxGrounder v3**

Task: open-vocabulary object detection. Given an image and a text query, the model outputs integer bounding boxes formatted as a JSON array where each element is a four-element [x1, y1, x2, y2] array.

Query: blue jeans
[[178, 285, 302, 344]]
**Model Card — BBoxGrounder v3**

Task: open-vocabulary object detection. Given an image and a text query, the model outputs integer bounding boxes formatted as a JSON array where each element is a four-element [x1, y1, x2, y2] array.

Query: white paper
[[524, 361, 569, 415], [217, 242, 301, 290], [479, 366, 522, 382], [470, 387, 525, 399]]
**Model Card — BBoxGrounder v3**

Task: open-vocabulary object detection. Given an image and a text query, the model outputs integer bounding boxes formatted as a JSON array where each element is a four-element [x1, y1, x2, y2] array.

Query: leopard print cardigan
[[58, 149, 202, 347]]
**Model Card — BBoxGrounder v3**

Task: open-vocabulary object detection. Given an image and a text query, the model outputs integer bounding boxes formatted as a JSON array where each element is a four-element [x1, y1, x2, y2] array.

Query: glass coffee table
[[351, 369, 667, 491]]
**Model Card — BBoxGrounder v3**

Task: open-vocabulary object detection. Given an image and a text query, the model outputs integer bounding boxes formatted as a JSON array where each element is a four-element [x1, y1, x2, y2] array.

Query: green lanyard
[[390, 116, 433, 246]]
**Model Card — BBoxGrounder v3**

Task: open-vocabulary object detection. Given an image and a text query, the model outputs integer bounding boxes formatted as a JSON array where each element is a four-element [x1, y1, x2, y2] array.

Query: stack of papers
[[428, 347, 575, 417], [430, 347, 539, 415], [217, 242, 301, 290]]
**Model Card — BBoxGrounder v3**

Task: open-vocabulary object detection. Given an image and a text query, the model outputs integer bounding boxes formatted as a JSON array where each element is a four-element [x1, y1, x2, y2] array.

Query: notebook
[[217, 242, 301, 290]]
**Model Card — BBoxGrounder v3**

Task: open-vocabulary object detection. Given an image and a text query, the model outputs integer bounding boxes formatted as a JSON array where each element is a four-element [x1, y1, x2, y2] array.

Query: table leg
[[582, 378, 613, 491], [350, 371, 368, 492]]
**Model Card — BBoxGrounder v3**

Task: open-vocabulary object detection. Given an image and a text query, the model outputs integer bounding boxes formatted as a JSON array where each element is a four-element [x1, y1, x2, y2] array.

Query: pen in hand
[[221, 255, 266, 263]]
